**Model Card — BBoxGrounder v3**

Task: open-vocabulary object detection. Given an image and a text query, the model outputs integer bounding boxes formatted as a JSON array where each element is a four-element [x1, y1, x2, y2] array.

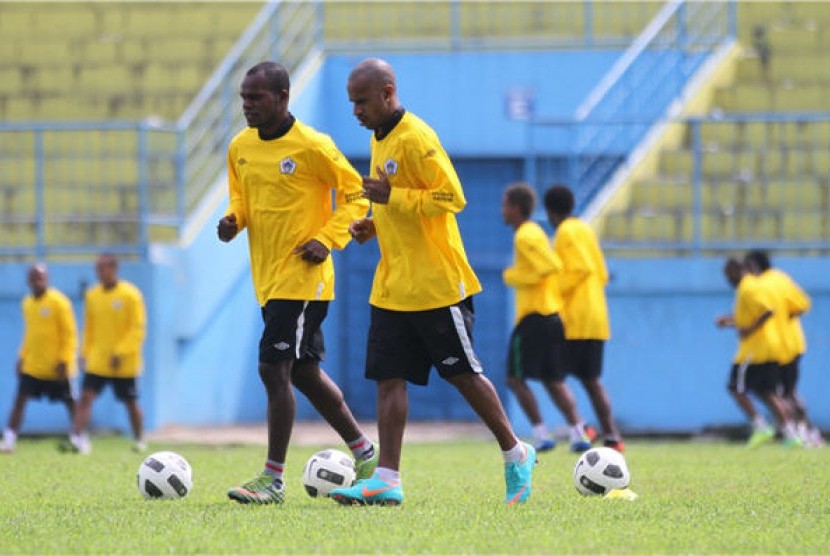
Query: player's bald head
[[348, 58, 396, 89]]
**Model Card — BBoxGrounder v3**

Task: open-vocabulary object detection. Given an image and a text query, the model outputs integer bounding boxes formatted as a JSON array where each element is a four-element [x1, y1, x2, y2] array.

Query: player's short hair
[[543, 184, 575, 215], [504, 182, 536, 219], [745, 249, 772, 271], [247, 61, 290, 95]]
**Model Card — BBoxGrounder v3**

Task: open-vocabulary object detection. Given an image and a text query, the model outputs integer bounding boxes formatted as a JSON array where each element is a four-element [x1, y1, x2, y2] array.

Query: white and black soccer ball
[[573, 447, 630, 496], [137, 451, 193, 500], [302, 448, 356, 498]]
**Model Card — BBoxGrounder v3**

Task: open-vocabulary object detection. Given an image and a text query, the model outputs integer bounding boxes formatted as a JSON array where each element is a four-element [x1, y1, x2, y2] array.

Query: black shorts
[[82, 373, 139, 401], [366, 297, 483, 386], [727, 361, 780, 396], [17, 373, 74, 403], [778, 355, 801, 397], [507, 313, 565, 381], [563, 340, 605, 381], [259, 300, 328, 364]]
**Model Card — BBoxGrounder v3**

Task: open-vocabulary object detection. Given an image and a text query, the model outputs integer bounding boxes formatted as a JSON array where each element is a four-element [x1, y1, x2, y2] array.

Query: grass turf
[[1, 437, 828, 554]]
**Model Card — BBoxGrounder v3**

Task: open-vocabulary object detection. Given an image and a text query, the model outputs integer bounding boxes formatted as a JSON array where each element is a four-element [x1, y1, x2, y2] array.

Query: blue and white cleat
[[504, 442, 536, 505], [329, 472, 403, 506]]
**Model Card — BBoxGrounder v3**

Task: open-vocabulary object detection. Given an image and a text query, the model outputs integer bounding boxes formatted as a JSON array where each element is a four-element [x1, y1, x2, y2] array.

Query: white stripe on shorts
[[295, 301, 309, 359], [449, 305, 483, 374], [736, 359, 750, 394]]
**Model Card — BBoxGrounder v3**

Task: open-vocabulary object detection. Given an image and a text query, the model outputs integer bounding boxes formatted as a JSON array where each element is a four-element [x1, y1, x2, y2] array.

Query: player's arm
[[17, 299, 28, 375], [504, 234, 561, 287], [56, 297, 78, 379], [218, 147, 247, 242], [738, 309, 773, 339], [114, 288, 147, 362], [309, 142, 371, 253], [782, 277, 811, 318], [81, 291, 93, 367], [553, 230, 591, 296], [379, 148, 467, 217]]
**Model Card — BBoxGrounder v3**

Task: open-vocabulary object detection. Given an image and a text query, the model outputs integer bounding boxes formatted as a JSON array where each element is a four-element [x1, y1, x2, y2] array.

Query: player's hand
[[110, 355, 121, 372], [715, 314, 734, 328], [349, 217, 376, 244], [362, 167, 391, 204], [55, 362, 68, 380], [217, 214, 238, 242], [293, 239, 330, 264]]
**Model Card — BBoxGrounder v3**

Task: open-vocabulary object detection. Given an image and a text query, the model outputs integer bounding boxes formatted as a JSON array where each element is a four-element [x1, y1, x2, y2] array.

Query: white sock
[[569, 422, 586, 443], [532, 423, 548, 440], [264, 459, 284, 482], [783, 422, 798, 439], [347, 436, 374, 461], [502, 442, 526, 464], [375, 467, 400, 484], [3, 428, 17, 448], [752, 415, 769, 430]]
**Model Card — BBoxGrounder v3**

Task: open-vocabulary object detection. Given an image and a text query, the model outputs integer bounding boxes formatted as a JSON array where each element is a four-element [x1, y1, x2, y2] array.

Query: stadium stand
[[599, 1, 830, 250]]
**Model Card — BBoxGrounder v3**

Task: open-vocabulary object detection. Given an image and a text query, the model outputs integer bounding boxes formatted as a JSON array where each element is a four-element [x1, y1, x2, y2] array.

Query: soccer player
[[716, 257, 801, 448], [744, 250, 821, 447], [543, 184, 624, 452], [329, 58, 536, 507], [217, 61, 377, 505], [68, 253, 147, 455], [501, 182, 593, 453], [1, 264, 78, 454]]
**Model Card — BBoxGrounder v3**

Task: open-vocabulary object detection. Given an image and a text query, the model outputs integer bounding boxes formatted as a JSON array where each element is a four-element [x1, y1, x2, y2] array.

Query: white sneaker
[[70, 433, 91, 455], [0, 442, 13, 454], [133, 440, 148, 453]]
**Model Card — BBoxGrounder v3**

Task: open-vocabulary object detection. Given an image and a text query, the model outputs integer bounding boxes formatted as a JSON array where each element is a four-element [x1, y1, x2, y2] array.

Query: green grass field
[[1, 437, 828, 554]]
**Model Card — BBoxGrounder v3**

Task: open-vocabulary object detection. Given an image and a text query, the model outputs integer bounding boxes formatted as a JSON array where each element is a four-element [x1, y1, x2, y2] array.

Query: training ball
[[573, 447, 630, 496], [137, 451, 193, 500], [302, 448, 356, 498]]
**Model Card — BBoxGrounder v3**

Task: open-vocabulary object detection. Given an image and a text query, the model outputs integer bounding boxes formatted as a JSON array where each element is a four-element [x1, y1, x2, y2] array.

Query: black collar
[[259, 113, 295, 141], [374, 108, 405, 141]]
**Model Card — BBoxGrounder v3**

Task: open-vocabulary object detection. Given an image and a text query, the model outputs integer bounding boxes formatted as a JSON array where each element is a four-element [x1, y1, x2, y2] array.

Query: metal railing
[[524, 0, 735, 213]]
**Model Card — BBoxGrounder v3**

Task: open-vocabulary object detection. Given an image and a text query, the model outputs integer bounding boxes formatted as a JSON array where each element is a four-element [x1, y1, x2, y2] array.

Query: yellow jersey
[[732, 274, 783, 365], [226, 118, 369, 305], [368, 111, 482, 311], [82, 281, 146, 378], [757, 268, 810, 362], [504, 220, 563, 323], [19, 288, 78, 380], [551, 217, 610, 340]]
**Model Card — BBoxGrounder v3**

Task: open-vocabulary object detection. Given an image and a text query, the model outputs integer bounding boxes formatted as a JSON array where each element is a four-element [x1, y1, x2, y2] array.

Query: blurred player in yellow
[[716, 257, 801, 448], [1, 264, 78, 454], [501, 182, 595, 453], [330, 58, 535, 507], [217, 62, 376, 505], [543, 184, 623, 452], [744, 249, 821, 447], [68, 254, 146, 454]]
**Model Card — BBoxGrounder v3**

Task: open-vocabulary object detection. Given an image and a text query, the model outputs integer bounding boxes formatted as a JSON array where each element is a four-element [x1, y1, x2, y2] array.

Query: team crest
[[383, 158, 398, 175], [112, 299, 123, 310], [39, 307, 50, 317], [279, 157, 297, 174]]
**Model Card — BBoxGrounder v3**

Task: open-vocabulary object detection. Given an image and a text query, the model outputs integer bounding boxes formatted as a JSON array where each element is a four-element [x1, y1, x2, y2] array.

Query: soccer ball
[[573, 447, 630, 496], [137, 451, 193, 500], [302, 448, 356, 498]]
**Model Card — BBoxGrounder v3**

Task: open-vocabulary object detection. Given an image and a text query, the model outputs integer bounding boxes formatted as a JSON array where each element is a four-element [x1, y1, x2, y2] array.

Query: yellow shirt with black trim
[[504, 220, 563, 324], [732, 274, 783, 365], [226, 120, 369, 305], [83, 281, 146, 378], [368, 111, 481, 311], [551, 217, 610, 340], [19, 288, 78, 380], [757, 268, 810, 362]]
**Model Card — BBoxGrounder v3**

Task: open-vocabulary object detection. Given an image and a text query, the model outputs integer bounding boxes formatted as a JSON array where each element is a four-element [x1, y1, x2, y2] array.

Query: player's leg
[[434, 298, 535, 504], [727, 361, 773, 446], [110, 377, 145, 451], [506, 315, 554, 451], [564, 339, 612, 450], [289, 301, 376, 478], [68, 373, 105, 454], [2, 384, 30, 453], [229, 300, 306, 504], [750, 363, 800, 447]]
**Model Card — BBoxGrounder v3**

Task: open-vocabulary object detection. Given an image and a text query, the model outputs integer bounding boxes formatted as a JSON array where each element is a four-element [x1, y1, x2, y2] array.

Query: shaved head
[[348, 58, 396, 89], [27, 262, 48, 297]]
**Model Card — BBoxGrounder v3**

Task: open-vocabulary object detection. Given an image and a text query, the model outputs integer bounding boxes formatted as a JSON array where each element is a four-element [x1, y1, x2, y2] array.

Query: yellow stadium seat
[[782, 212, 826, 241]]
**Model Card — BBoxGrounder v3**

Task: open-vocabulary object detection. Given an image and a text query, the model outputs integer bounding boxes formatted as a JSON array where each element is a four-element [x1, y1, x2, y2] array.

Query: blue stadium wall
[[1, 50, 828, 436]]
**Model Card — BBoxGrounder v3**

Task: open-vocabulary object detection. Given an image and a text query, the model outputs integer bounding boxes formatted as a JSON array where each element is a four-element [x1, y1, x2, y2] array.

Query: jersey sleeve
[[115, 287, 146, 357], [386, 147, 467, 217], [312, 138, 370, 250], [503, 230, 561, 287], [554, 226, 592, 296], [82, 290, 93, 361], [56, 295, 78, 366], [226, 142, 248, 231]]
